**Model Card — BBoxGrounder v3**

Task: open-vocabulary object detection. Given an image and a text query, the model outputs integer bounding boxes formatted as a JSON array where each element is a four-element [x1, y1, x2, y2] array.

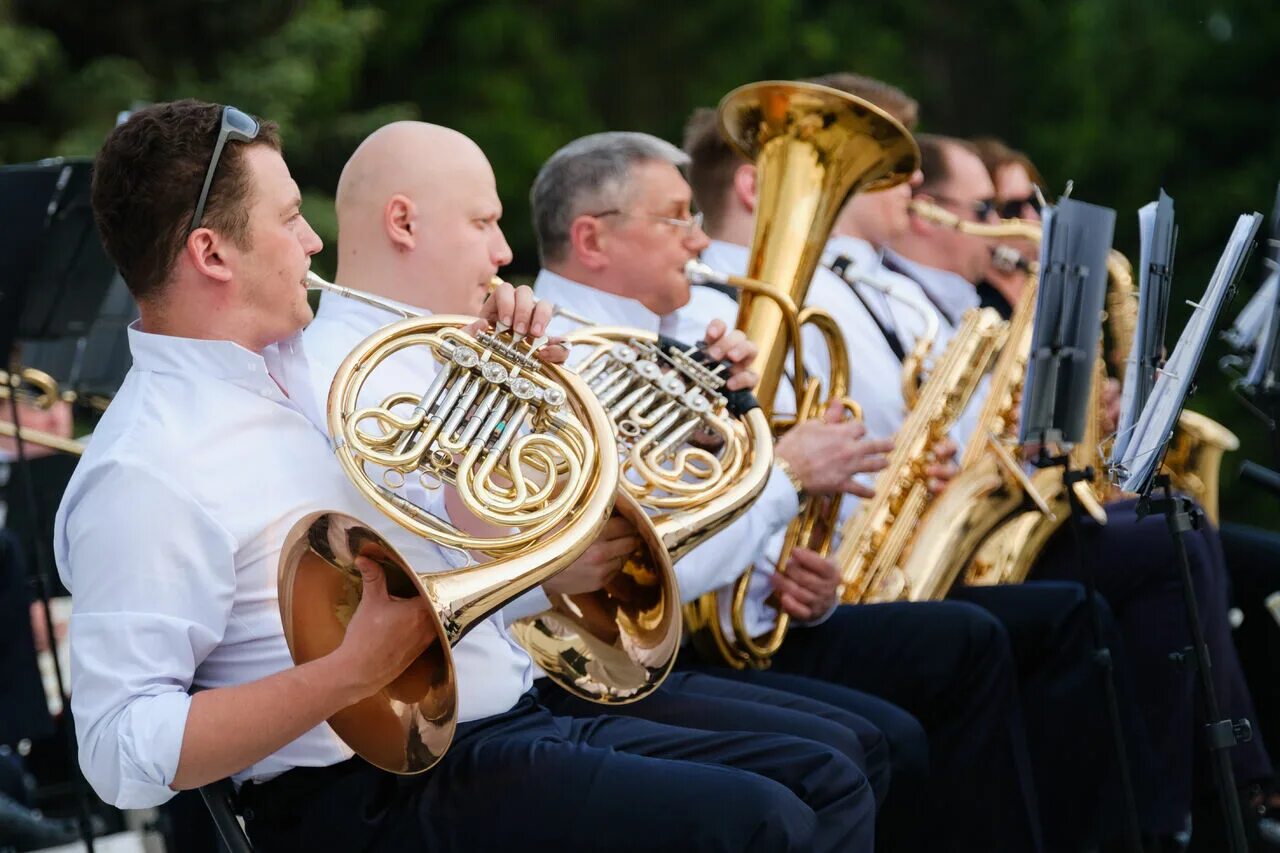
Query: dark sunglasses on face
[[188, 105, 261, 235], [920, 193, 998, 221], [998, 194, 1043, 220]]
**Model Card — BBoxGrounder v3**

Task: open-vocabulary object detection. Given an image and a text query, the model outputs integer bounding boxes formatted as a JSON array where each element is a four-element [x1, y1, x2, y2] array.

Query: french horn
[[278, 273, 678, 775]]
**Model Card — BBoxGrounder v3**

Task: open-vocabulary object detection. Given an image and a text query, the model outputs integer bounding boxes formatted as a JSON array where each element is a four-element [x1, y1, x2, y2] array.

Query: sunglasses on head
[[998, 194, 1043, 220], [188, 105, 261, 235]]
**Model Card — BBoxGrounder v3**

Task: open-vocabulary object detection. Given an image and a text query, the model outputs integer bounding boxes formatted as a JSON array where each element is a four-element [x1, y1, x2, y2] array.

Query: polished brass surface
[[681, 80, 915, 669], [837, 308, 1006, 603], [280, 274, 675, 774], [0, 421, 87, 455], [898, 279, 1056, 596], [563, 323, 774, 562], [724, 81, 920, 411], [1, 366, 89, 455]]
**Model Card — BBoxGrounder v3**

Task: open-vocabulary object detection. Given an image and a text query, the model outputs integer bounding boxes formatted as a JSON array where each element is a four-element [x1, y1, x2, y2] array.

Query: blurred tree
[[2, 0, 1277, 526]]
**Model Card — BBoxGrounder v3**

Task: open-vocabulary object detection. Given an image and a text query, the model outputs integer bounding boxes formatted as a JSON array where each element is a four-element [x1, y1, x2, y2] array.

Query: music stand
[[1, 156, 119, 852], [1017, 196, 1145, 850], [1113, 211, 1263, 853], [1115, 191, 1176, 463]]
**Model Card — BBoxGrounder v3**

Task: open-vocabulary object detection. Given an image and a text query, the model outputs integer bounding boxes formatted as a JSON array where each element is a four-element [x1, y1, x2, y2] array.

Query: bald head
[[334, 121, 511, 313]]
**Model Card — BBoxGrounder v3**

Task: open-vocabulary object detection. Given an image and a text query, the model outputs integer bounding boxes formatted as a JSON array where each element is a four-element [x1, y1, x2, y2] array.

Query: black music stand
[[1116, 211, 1263, 853], [1, 156, 120, 852], [1018, 197, 1145, 851]]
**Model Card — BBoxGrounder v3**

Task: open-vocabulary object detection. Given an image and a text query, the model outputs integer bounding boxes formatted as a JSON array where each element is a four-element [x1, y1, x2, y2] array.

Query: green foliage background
[[3, 0, 1278, 527]]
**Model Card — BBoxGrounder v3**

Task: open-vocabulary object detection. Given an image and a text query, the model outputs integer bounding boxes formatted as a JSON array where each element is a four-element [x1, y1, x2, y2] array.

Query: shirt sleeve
[[58, 460, 238, 809], [673, 466, 800, 601]]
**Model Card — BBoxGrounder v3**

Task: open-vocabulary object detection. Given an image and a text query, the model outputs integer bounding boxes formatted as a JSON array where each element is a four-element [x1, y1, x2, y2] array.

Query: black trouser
[[536, 668, 894, 805], [1033, 499, 1274, 834], [689, 598, 1041, 853], [1221, 522, 1280, 771], [241, 691, 874, 852], [954, 581, 1146, 850], [0, 530, 53, 746]]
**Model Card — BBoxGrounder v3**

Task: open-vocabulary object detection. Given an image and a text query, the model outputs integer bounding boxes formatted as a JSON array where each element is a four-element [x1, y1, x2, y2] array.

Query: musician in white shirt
[[56, 101, 869, 853], [299, 119, 877, 850]]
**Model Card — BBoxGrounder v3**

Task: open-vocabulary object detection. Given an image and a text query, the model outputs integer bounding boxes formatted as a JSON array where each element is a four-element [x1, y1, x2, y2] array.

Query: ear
[[731, 164, 758, 213], [568, 214, 610, 272], [385, 194, 417, 251], [185, 228, 234, 284]]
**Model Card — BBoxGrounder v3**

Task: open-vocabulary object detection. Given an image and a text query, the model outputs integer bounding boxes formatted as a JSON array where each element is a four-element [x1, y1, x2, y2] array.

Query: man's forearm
[[170, 651, 362, 791]]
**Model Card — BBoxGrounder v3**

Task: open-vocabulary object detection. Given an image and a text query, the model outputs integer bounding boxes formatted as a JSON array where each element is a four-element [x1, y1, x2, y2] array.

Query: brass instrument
[[838, 307, 1006, 603], [826, 259, 941, 409], [0, 367, 87, 456], [682, 80, 920, 669], [278, 273, 679, 774], [1102, 254, 1240, 524], [560, 320, 775, 563]]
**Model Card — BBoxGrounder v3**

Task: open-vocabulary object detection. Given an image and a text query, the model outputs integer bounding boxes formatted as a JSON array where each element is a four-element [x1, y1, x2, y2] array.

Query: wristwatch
[[774, 456, 808, 506]]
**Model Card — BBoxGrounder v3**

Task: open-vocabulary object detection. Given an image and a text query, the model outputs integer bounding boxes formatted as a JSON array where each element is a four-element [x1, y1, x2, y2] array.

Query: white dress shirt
[[54, 324, 470, 809], [879, 249, 988, 449], [660, 251, 839, 636], [533, 268, 802, 607], [301, 292, 536, 693]]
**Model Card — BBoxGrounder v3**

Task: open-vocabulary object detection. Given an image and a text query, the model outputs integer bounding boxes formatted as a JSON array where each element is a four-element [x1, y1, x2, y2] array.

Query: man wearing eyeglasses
[[878, 132, 1274, 844], [53, 101, 874, 853]]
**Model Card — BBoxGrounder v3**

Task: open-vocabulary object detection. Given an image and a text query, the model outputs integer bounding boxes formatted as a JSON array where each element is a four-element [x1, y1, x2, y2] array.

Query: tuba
[[278, 273, 679, 775], [682, 80, 919, 669]]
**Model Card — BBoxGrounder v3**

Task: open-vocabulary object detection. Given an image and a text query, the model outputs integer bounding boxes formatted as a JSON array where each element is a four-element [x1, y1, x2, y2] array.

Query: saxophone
[[838, 307, 1006, 603]]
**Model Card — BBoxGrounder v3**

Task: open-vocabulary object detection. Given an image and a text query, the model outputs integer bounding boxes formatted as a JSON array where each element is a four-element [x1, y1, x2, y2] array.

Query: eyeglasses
[[188, 106, 261, 235], [922, 193, 998, 221], [591, 209, 705, 236], [998, 194, 1043, 220]]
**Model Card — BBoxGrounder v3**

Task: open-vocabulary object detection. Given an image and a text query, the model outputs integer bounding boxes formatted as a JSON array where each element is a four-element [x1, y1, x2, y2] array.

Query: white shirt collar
[[883, 250, 980, 328], [533, 268, 664, 336], [824, 234, 884, 272]]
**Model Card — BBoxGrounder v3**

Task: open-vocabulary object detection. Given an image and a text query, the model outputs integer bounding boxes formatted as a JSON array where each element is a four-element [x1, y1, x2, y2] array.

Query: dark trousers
[[242, 691, 874, 853], [1033, 499, 1274, 833], [954, 581, 1147, 850], [688, 599, 1040, 853], [0, 530, 53, 746], [1221, 522, 1280, 770], [536, 668, 893, 805]]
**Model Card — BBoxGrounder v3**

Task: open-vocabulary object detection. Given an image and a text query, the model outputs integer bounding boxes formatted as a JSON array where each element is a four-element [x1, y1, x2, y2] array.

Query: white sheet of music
[[1225, 268, 1276, 352], [1113, 201, 1159, 461], [1119, 213, 1262, 493], [1245, 270, 1279, 387]]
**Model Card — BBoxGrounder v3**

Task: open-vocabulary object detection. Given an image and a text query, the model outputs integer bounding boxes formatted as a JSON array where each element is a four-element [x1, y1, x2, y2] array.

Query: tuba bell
[[682, 80, 920, 669], [278, 273, 679, 775]]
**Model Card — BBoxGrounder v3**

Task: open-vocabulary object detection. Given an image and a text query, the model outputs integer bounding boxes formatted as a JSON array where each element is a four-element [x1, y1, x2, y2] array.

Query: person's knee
[[707, 777, 818, 852]]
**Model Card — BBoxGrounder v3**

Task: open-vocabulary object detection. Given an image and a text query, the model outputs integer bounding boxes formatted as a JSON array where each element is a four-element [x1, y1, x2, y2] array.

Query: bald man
[[296, 120, 878, 852]]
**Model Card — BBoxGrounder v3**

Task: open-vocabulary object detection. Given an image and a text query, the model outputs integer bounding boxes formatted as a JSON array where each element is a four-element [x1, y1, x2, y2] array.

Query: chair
[[198, 778, 253, 853]]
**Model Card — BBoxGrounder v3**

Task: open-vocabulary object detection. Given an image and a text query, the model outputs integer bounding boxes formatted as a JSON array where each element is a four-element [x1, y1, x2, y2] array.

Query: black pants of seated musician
[[241, 691, 873, 853], [684, 597, 1041, 853], [537, 667, 924, 850], [1221, 522, 1280, 772], [1033, 498, 1274, 835], [0, 530, 55, 747], [952, 581, 1150, 851]]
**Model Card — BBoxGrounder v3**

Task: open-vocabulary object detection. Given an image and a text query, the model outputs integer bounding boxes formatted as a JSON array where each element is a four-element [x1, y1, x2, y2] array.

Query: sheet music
[[1245, 270, 1280, 388], [1115, 202, 1159, 459], [1119, 213, 1263, 493], [1115, 192, 1176, 459], [1224, 269, 1276, 351], [1020, 199, 1115, 446]]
